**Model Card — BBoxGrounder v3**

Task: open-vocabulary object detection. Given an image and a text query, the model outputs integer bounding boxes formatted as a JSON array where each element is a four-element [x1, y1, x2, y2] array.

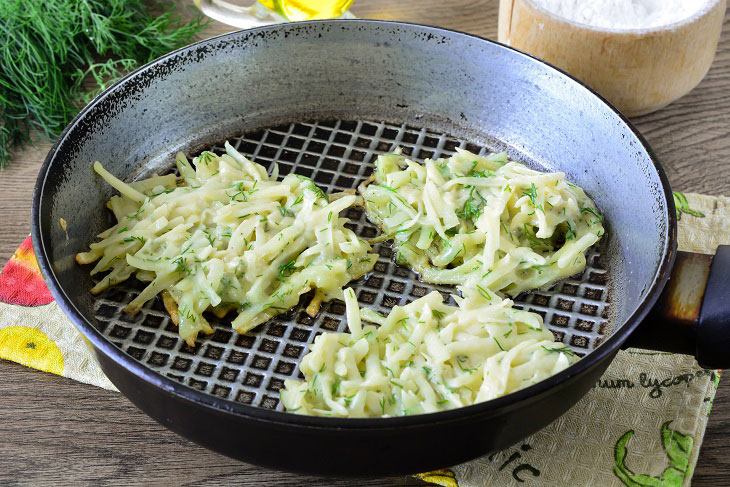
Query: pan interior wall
[[90, 119, 610, 411]]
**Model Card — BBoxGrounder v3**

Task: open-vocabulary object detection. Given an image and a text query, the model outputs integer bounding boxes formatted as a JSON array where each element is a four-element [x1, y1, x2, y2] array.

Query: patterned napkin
[[0, 192, 725, 486]]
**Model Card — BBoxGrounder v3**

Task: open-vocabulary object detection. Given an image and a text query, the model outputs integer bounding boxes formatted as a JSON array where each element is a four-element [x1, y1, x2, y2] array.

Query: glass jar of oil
[[195, 0, 355, 28], [260, 0, 354, 21]]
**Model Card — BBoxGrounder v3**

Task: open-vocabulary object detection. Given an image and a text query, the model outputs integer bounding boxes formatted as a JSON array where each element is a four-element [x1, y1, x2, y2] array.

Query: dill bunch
[[0, 0, 208, 167]]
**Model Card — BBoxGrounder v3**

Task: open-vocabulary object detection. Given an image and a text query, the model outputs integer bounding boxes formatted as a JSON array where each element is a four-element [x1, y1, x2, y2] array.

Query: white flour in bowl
[[532, 0, 709, 29]]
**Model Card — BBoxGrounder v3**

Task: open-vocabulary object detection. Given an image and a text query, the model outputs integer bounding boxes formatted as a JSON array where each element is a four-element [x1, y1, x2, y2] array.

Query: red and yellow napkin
[[0, 236, 115, 389]]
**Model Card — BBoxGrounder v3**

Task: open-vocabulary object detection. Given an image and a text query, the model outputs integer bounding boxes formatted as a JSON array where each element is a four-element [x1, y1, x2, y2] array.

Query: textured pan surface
[[91, 119, 609, 410], [33, 21, 671, 422]]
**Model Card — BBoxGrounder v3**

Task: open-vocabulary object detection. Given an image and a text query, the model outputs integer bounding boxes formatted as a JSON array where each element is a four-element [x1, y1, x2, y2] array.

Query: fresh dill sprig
[[580, 206, 604, 222], [541, 345, 576, 356], [522, 223, 546, 248], [432, 309, 446, 320], [307, 182, 329, 202], [0, 0, 208, 167], [523, 183, 543, 212], [455, 184, 488, 223], [278, 260, 296, 281]]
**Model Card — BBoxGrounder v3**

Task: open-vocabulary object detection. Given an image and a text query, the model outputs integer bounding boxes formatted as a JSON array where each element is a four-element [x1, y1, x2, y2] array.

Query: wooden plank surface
[[1, 0, 728, 485]]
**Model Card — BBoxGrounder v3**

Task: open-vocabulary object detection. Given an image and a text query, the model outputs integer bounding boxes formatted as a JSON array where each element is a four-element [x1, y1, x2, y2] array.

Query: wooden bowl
[[498, 0, 727, 116]]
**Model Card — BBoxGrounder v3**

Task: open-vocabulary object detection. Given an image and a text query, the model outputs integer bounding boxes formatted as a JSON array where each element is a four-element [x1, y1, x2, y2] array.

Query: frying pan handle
[[624, 245, 730, 369]]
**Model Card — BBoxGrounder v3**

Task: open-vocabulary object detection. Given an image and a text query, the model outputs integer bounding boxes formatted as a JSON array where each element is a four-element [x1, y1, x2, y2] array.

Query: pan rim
[[31, 18, 677, 430]]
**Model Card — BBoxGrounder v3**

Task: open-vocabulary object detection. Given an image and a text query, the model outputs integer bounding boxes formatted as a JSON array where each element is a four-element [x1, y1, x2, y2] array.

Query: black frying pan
[[31, 20, 730, 476]]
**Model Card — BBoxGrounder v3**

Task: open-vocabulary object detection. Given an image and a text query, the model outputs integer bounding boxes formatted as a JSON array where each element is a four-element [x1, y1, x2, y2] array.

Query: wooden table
[[1, 1, 728, 485]]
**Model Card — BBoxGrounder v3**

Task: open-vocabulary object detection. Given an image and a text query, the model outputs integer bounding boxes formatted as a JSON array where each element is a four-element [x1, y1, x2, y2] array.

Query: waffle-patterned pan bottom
[[91, 119, 610, 411]]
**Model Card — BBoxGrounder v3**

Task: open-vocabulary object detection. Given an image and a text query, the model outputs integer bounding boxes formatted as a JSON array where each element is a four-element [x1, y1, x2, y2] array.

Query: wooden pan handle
[[624, 246, 730, 368]]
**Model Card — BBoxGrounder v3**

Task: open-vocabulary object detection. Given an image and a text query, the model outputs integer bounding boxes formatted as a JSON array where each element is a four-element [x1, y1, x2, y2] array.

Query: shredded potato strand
[[280, 285, 577, 417], [360, 149, 605, 295], [78, 143, 377, 345]]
